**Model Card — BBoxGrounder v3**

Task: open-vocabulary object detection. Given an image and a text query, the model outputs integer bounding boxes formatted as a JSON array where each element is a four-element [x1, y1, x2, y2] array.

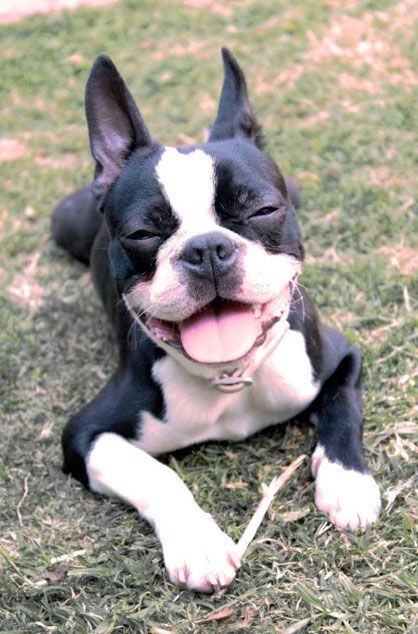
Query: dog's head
[[85, 49, 303, 372]]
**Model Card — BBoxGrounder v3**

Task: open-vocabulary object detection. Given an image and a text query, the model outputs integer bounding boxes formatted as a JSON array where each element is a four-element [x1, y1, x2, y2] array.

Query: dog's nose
[[179, 232, 237, 279]]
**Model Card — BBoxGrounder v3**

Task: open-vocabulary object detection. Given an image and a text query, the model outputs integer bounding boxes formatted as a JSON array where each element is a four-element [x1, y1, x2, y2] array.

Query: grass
[[0, 0, 417, 631]]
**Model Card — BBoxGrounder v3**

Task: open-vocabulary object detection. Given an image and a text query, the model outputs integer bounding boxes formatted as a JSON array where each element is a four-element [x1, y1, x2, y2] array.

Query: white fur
[[158, 509, 240, 592], [312, 444, 381, 530], [136, 324, 319, 455], [156, 147, 217, 232], [87, 433, 240, 591], [237, 244, 300, 305]]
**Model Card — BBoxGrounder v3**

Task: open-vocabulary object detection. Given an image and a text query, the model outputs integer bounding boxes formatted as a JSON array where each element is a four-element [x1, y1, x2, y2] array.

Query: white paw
[[312, 447, 381, 531], [158, 510, 241, 593]]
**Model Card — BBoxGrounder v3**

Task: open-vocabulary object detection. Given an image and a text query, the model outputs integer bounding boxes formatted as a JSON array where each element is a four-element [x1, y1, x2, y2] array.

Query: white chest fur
[[134, 328, 319, 456]]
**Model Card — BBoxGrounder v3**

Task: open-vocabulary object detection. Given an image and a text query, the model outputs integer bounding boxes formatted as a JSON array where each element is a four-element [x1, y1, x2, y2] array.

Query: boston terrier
[[52, 48, 381, 592]]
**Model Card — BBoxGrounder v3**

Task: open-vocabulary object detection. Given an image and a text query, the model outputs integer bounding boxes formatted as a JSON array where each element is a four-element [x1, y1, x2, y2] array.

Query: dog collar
[[211, 315, 290, 393]]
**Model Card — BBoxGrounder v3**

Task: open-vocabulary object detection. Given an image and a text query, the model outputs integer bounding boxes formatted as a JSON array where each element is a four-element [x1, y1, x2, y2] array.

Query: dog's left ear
[[208, 48, 263, 148]]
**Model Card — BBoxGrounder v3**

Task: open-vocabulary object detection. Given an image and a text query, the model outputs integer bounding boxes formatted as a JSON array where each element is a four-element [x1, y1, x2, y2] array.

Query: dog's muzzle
[[126, 274, 298, 391]]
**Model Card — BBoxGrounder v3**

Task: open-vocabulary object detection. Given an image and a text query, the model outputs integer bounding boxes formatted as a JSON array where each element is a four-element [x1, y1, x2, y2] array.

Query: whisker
[[292, 283, 306, 321]]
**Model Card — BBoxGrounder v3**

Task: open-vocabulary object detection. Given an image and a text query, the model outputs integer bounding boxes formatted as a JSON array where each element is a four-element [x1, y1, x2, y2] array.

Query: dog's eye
[[252, 206, 281, 218], [123, 229, 159, 241]]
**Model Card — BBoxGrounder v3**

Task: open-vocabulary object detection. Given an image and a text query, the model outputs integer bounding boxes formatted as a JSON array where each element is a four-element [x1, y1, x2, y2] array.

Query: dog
[[52, 48, 381, 592]]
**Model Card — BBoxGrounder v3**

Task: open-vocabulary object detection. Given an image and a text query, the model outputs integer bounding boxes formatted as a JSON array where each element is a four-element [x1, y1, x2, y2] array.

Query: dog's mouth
[[136, 280, 296, 365]]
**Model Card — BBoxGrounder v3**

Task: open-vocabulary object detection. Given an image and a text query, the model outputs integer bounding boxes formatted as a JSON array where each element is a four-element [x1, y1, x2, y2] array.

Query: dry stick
[[237, 454, 306, 558], [16, 475, 29, 527]]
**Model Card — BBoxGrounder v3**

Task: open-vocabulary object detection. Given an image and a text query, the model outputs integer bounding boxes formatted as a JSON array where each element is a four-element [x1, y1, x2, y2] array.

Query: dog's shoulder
[[287, 287, 361, 387]]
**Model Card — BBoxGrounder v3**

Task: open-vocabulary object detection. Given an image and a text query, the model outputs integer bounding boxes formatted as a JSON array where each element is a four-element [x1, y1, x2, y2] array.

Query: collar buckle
[[211, 375, 253, 393]]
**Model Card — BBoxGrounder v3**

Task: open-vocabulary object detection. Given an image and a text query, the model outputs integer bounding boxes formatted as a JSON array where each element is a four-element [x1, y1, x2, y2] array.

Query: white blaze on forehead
[[156, 147, 217, 231]]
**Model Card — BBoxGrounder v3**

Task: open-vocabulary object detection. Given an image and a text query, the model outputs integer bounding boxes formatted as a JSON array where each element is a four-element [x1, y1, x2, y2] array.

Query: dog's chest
[[134, 328, 319, 456]]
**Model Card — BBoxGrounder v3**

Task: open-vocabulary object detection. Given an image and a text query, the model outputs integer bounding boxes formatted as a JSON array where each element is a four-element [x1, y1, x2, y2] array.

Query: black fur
[[209, 48, 265, 149]]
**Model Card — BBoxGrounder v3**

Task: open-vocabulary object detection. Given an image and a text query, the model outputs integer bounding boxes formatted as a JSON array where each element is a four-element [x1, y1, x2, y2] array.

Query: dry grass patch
[[0, 0, 118, 25], [378, 246, 418, 276], [0, 138, 29, 162], [183, 0, 233, 17], [305, 4, 418, 89], [7, 252, 47, 310]]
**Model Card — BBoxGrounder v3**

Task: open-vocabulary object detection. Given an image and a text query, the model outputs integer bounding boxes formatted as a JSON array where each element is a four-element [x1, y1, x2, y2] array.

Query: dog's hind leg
[[51, 186, 102, 264]]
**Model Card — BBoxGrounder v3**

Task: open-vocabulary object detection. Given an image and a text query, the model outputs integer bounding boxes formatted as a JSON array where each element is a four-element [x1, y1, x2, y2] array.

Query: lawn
[[0, 0, 417, 631]]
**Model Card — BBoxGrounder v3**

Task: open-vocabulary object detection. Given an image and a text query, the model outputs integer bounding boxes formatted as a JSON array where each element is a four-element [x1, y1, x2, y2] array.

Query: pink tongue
[[180, 301, 259, 364]]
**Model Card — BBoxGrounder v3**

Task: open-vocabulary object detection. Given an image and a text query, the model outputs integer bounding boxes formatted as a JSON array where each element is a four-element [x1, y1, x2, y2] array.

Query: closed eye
[[251, 206, 279, 217], [123, 229, 160, 241]]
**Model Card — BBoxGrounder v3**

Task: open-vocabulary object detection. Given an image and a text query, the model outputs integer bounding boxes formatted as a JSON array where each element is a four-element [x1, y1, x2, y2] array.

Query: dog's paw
[[159, 510, 241, 593], [312, 447, 381, 531]]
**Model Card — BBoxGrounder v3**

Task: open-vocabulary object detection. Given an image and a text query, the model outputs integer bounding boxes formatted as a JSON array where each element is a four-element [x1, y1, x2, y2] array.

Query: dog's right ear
[[85, 54, 153, 199], [208, 48, 264, 149]]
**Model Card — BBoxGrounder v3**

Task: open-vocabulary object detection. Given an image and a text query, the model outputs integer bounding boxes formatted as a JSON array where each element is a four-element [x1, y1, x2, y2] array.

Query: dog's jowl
[[52, 49, 381, 592]]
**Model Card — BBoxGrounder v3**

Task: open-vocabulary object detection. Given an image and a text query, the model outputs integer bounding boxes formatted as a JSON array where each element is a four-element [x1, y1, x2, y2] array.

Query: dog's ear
[[85, 54, 153, 198], [208, 48, 263, 148]]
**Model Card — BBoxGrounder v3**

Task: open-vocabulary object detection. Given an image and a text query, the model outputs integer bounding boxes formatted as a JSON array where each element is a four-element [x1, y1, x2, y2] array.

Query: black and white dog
[[52, 49, 381, 592]]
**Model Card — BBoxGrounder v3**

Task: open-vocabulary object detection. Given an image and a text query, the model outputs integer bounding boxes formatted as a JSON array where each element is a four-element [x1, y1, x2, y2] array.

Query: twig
[[403, 286, 411, 313], [237, 454, 306, 558], [279, 617, 311, 633], [16, 475, 29, 527], [50, 549, 87, 565]]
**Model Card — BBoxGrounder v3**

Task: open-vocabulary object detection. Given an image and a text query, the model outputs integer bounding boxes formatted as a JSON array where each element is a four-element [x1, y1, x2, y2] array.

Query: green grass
[[1, 0, 417, 631]]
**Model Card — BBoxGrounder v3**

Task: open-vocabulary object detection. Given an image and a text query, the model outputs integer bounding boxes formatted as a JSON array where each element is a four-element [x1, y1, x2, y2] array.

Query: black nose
[[179, 232, 237, 279]]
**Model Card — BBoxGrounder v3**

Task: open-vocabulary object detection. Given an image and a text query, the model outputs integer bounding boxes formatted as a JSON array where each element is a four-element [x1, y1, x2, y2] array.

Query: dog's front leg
[[310, 344, 381, 531], [87, 432, 240, 591]]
